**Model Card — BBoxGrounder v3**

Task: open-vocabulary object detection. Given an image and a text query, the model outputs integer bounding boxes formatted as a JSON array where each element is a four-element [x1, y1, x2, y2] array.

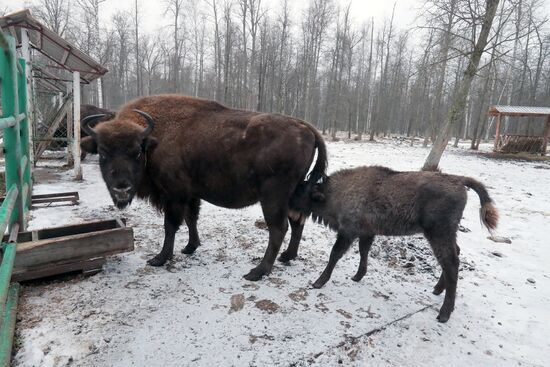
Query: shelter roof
[[0, 9, 108, 84], [489, 105, 550, 117]]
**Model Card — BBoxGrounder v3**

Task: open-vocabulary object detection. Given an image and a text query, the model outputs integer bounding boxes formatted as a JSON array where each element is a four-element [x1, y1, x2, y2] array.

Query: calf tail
[[463, 177, 499, 231]]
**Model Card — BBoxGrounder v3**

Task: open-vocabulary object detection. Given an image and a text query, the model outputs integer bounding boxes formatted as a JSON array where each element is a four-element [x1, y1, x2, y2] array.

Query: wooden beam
[[73, 71, 82, 180], [494, 113, 501, 152], [5, 219, 133, 282], [543, 115, 550, 156]]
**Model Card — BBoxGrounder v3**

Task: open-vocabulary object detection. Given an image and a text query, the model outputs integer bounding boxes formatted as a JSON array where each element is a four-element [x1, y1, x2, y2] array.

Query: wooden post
[[66, 83, 74, 166], [73, 71, 82, 180], [20, 29, 35, 167], [494, 113, 501, 152], [542, 115, 550, 156]]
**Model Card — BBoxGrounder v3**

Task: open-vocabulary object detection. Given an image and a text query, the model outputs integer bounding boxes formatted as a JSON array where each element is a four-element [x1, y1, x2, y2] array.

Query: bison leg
[[278, 217, 304, 263], [147, 205, 184, 266], [351, 235, 374, 282], [244, 197, 289, 281], [313, 233, 353, 289], [182, 198, 201, 255], [426, 230, 460, 323]]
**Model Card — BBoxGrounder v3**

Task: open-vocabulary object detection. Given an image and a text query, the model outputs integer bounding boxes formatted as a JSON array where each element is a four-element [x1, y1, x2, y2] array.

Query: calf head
[[80, 110, 158, 209], [289, 180, 327, 219]]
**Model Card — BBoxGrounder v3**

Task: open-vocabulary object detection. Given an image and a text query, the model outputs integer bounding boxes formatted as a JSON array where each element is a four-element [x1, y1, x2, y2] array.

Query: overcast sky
[[8, 0, 423, 33]]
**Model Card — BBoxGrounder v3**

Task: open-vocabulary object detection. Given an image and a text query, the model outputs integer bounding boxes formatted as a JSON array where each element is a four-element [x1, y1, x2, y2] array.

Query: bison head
[[80, 110, 158, 209]]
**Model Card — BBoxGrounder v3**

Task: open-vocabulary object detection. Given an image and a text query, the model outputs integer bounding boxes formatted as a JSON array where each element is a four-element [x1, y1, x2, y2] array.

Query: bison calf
[[288, 166, 498, 323]]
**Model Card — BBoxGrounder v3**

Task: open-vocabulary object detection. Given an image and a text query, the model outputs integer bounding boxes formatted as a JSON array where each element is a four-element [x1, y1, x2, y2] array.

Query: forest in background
[[4, 0, 550, 148]]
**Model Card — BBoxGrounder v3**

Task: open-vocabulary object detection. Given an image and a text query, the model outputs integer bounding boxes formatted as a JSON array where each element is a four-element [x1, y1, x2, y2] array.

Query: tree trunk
[[423, 0, 500, 171]]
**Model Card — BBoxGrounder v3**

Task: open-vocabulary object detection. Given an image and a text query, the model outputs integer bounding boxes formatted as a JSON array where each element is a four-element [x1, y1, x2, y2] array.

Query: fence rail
[[0, 30, 32, 366]]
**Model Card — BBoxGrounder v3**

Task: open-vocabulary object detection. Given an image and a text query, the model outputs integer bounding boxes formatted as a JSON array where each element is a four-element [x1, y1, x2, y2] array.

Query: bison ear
[[81, 136, 98, 154], [142, 136, 158, 153]]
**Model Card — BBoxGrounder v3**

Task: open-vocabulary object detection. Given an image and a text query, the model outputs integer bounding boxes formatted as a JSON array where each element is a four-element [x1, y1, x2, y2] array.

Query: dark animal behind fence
[[80, 94, 327, 281], [289, 166, 498, 323]]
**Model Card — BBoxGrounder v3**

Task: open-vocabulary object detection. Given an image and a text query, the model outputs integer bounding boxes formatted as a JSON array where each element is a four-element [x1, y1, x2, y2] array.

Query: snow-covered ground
[[12, 139, 550, 367]]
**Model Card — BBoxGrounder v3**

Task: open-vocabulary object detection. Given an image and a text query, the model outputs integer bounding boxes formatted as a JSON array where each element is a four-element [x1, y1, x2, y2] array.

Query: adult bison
[[80, 94, 327, 280]]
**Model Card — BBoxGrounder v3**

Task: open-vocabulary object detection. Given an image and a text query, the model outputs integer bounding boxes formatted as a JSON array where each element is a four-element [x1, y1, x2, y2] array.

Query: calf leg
[[182, 198, 201, 254], [426, 230, 460, 323], [313, 233, 353, 289], [244, 197, 289, 281], [432, 244, 460, 295], [278, 217, 304, 263], [351, 235, 374, 282], [148, 204, 184, 266]]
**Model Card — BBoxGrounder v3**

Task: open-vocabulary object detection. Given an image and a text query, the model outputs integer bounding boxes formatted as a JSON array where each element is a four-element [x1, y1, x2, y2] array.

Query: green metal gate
[[0, 30, 32, 366]]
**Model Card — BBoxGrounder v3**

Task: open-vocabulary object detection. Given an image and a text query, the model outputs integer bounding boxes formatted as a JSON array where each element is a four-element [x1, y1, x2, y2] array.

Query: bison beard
[[81, 94, 327, 281]]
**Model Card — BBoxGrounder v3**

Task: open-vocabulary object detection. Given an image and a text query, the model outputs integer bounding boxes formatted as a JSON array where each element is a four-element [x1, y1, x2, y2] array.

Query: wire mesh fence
[[33, 92, 73, 166]]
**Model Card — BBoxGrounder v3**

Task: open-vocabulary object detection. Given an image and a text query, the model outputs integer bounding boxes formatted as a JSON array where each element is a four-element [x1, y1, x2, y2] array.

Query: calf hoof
[[351, 273, 365, 282], [278, 250, 297, 263], [436, 307, 453, 323], [182, 242, 199, 255], [243, 267, 267, 281], [312, 279, 327, 289], [147, 254, 171, 267], [432, 285, 445, 295]]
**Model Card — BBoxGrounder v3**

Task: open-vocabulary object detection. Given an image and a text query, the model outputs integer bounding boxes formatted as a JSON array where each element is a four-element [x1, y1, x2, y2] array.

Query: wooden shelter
[[488, 105, 550, 155], [0, 9, 108, 178]]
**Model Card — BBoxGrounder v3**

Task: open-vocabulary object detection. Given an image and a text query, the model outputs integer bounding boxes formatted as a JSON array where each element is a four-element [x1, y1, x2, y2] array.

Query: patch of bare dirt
[[229, 294, 245, 313], [255, 299, 280, 313]]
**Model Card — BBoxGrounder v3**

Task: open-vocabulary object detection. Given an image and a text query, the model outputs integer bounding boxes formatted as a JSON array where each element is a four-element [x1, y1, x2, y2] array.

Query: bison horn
[[133, 109, 155, 137], [81, 114, 106, 138]]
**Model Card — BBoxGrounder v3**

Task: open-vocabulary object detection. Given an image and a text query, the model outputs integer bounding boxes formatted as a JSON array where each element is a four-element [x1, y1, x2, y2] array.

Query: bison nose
[[113, 186, 132, 194]]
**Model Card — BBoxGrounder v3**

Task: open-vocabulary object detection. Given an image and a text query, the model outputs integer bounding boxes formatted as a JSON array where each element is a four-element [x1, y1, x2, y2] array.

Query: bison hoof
[[147, 254, 170, 267], [278, 251, 297, 263], [181, 243, 199, 255], [243, 267, 267, 281]]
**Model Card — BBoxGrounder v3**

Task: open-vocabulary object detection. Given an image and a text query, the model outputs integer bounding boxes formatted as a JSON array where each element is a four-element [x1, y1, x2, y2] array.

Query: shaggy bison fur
[[288, 166, 499, 322], [80, 94, 327, 281]]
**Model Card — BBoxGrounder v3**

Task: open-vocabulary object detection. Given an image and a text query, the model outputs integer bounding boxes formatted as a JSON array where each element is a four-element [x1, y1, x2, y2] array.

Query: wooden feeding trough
[[2, 218, 133, 281], [489, 105, 550, 155]]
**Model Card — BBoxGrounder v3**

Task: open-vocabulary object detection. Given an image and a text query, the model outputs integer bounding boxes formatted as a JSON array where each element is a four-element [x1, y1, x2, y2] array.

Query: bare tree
[[423, 0, 500, 171]]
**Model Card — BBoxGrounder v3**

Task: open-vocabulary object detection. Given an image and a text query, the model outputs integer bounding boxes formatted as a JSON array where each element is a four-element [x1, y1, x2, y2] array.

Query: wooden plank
[[543, 116, 550, 156], [12, 257, 106, 282], [494, 113, 501, 151], [14, 227, 133, 270], [3, 218, 122, 242], [31, 197, 79, 205], [33, 219, 120, 240], [31, 191, 79, 200]]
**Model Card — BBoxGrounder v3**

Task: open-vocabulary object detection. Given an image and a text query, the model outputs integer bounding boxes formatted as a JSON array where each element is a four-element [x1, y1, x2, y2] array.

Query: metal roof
[[489, 105, 550, 117], [0, 9, 108, 84]]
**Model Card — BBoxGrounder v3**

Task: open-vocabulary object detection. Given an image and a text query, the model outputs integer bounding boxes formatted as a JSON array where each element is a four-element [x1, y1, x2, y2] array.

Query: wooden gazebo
[[489, 105, 550, 155]]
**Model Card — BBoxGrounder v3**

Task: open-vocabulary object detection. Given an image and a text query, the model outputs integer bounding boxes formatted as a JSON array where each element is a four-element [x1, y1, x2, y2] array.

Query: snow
[[12, 139, 550, 367]]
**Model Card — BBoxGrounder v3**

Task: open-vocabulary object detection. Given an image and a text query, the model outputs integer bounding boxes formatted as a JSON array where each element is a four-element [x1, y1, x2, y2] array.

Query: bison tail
[[304, 123, 328, 185], [463, 177, 499, 231]]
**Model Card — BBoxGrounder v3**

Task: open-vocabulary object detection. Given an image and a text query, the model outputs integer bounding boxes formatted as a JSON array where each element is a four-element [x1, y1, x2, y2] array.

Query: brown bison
[[80, 94, 327, 281], [288, 166, 498, 322]]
